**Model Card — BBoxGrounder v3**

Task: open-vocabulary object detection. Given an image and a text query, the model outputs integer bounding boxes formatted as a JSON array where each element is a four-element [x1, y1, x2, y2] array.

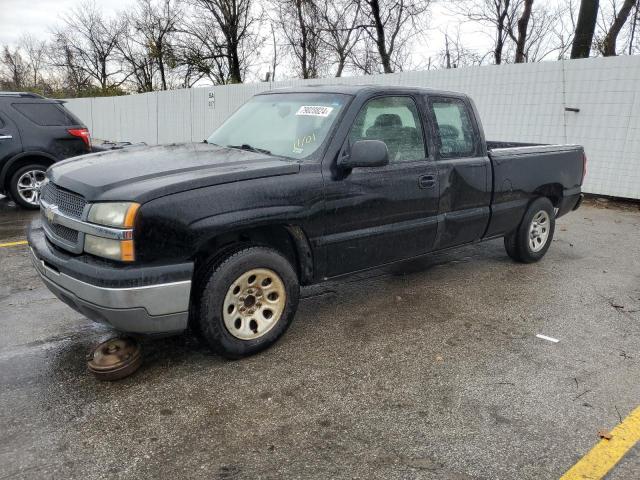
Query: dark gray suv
[[0, 92, 91, 208]]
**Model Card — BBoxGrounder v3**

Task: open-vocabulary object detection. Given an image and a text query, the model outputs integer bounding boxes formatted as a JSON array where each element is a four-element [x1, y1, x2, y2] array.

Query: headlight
[[85, 202, 139, 261], [88, 202, 139, 228], [84, 235, 135, 262]]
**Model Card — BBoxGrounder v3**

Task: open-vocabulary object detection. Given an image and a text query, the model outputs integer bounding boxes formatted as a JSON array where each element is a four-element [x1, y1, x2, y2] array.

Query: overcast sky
[[0, 0, 132, 45]]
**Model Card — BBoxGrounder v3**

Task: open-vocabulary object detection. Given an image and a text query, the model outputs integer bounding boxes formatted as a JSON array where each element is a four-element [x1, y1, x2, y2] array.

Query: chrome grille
[[40, 182, 86, 253], [41, 182, 86, 219], [44, 216, 79, 244]]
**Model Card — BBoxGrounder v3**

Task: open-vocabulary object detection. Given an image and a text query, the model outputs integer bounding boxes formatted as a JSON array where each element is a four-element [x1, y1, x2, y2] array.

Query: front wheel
[[195, 246, 300, 358], [504, 197, 555, 263]]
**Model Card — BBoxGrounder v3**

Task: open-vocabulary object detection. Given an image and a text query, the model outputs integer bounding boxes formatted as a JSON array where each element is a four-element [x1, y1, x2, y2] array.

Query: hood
[[49, 143, 300, 202]]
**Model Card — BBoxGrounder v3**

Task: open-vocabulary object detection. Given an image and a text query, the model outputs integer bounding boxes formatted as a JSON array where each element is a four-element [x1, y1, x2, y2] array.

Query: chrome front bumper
[[30, 247, 191, 334]]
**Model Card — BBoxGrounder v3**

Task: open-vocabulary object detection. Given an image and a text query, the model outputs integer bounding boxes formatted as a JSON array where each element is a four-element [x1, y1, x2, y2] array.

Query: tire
[[504, 197, 555, 263], [9, 164, 48, 209], [195, 246, 300, 359]]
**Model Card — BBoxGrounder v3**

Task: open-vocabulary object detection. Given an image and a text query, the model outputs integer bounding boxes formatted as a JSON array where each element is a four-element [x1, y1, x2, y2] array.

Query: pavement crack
[[615, 405, 623, 423], [573, 389, 591, 401]]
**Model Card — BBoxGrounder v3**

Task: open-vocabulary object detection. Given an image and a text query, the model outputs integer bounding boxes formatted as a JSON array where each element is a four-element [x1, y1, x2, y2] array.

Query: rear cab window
[[428, 97, 479, 158], [11, 102, 82, 127]]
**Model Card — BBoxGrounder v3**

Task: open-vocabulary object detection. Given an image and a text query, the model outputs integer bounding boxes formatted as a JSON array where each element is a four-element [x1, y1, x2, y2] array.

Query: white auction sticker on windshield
[[296, 106, 334, 117]]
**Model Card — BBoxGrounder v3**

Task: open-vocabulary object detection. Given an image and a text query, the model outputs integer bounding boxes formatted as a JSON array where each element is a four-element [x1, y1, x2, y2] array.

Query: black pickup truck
[[28, 85, 585, 358]]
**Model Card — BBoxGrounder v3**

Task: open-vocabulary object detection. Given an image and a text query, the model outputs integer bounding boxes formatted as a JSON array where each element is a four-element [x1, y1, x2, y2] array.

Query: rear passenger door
[[426, 96, 491, 249], [0, 112, 22, 166], [320, 95, 439, 277]]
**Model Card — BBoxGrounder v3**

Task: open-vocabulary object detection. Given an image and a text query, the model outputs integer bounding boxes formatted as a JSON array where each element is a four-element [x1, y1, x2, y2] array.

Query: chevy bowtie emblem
[[45, 205, 56, 223]]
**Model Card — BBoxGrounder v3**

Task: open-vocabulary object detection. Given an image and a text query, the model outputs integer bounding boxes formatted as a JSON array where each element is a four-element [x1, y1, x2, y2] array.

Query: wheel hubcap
[[529, 210, 550, 252], [223, 268, 286, 340], [17, 169, 46, 206]]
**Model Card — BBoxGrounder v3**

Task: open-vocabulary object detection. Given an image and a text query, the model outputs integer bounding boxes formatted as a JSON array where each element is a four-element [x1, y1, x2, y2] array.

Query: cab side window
[[349, 96, 426, 163], [430, 98, 477, 158]]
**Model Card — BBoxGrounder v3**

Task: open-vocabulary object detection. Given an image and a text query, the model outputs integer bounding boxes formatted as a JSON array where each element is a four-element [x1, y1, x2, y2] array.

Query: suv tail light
[[68, 128, 91, 149], [582, 152, 587, 184]]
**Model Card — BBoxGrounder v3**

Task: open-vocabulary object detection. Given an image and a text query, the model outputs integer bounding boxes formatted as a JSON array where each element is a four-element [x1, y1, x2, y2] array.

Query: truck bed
[[487, 140, 582, 157], [483, 141, 585, 239], [486, 140, 544, 150]]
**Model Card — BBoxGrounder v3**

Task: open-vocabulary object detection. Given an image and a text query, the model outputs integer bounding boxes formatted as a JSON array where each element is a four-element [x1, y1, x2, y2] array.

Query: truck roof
[[262, 84, 467, 98]]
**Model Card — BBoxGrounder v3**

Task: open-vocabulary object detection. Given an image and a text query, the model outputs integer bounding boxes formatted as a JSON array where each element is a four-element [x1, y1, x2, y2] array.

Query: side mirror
[[338, 140, 389, 169]]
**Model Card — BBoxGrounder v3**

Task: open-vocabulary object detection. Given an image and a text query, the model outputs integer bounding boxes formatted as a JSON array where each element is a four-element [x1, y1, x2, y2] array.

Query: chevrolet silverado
[[27, 86, 586, 358]]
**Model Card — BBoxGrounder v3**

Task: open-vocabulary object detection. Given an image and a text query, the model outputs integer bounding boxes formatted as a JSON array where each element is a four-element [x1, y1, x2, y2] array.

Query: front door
[[319, 95, 440, 278]]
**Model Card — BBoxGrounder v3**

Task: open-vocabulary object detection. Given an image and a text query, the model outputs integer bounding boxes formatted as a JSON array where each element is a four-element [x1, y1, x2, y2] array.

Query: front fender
[[189, 205, 307, 246]]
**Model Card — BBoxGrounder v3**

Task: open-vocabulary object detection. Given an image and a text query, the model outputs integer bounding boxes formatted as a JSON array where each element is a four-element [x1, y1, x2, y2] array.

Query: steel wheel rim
[[222, 268, 286, 340], [529, 210, 550, 252], [16, 169, 46, 206]]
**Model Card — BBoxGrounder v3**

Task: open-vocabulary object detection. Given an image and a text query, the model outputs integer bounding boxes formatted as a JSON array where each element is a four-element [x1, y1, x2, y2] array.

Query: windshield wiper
[[226, 144, 272, 155]]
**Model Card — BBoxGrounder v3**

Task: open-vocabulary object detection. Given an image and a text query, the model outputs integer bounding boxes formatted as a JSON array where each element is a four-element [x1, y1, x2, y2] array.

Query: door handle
[[418, 174, 435, 189], [0, 135, 12, 140]]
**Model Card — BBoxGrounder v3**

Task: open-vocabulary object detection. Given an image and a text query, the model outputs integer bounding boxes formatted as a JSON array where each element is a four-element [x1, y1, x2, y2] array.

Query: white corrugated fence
[[65, 56, 640, 199]]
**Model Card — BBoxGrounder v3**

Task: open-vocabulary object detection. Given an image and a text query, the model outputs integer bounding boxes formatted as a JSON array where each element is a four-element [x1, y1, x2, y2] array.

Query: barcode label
[[296, 106, 334, 117]]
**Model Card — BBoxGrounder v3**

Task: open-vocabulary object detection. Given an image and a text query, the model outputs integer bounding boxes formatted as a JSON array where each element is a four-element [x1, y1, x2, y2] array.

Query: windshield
[[207, 93, 348, 160]]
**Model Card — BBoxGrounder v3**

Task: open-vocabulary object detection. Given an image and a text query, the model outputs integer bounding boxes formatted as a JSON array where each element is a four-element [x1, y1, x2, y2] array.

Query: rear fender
[[1, 151, 57, 193]]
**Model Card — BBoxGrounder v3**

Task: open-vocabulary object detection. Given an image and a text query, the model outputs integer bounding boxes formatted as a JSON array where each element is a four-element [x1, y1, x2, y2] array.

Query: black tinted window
[[431, 98, 477, 158], [12, 102, 80, 126]]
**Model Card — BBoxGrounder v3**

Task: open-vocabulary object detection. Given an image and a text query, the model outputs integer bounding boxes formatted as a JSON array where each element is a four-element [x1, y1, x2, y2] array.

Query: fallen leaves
[[597, 429, 613, 440]]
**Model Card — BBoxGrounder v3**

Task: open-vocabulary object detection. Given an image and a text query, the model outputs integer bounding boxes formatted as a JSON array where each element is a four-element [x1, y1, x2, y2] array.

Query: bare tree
[[274, 0, 325, 79], [348, 33, 380, 74], [0, 46, 29, 90], [19, 34, 48, 88], [358, 0, 430, 73], [188, 0, 261, 84], [571, 0, 599, 58], [318, 0, 363, 77], [266, 21, 279, 81], [598, 0, 637, 55], [438, 30, 485, 68], [629, 0, 640, 53], [178, 13, 233, 85], [512, 0, 533, 62], [0, 36, 52, 93], [129, 0, 181, 91], [117, 18, 157, 92], [451, 0, 520, 65], [444, 34, 452, 68], [549, 0, 578, 59], [51, 0, 126, 92], [48, 38, 94, 96], [502, 0, 561, 62]]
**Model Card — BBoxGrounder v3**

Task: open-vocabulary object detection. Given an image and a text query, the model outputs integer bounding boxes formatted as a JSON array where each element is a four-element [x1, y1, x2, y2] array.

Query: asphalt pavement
[[0, 196, 639, 479]]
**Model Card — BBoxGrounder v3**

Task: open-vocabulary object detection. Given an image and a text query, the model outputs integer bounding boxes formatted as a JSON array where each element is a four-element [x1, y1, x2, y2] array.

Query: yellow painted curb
[[0, 240, 28, 248], [561, 405, 640, 479]]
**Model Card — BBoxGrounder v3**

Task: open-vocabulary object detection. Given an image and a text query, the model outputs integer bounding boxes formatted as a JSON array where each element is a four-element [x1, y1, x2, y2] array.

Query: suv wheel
[[9, 164, 47, 209], [504, 197, 556, 263], [195, 246, 300, 358]]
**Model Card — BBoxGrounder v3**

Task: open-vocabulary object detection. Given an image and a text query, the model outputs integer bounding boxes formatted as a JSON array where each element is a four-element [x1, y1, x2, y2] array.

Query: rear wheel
[[196, 246, 300, 358], [504, 197, 555, 263], [9, 164, 47, 209]]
